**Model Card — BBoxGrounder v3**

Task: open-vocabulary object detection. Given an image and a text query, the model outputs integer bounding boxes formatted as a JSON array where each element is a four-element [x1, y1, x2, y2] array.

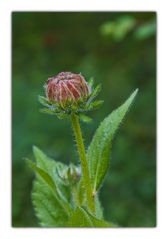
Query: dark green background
[[12, 12, 156, 227]]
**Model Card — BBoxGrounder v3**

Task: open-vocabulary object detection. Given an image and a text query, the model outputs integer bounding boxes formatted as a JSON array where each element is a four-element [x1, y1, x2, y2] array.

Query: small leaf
[[79, 114, 93, 123], [39, 108, 60, 115], [88, 77, 94, 89], [56, 112, 69, 119], [87, 84, 102, 104], [87, 89, 138, 192], [134, 21, 156, 40], [87, 100, 104, 111], [38, 95, 51, 107]]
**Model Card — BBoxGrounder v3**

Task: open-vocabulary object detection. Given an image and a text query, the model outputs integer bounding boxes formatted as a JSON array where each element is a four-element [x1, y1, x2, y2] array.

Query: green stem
[[71, 184, 79, 207], [71, 113, 95, 212]]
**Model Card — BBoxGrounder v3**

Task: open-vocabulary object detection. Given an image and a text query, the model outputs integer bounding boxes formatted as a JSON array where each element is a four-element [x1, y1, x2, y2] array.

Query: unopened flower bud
[[67, 164, 81, 184], [46, 72, 90, 109]]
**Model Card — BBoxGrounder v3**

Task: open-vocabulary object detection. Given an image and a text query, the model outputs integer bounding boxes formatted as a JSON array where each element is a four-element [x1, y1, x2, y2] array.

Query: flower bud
[[57, 164, 81, 185], [67, 164, 81, 184], [46, 72, 90, 109]]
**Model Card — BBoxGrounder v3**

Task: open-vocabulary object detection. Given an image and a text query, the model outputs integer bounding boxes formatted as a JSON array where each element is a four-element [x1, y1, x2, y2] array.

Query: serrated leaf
[[68, 206, 113, 227], [32, 179, 71, 227], [30, 146, 73, 226], [27, 160, 57, 193], [68, 207, 93, 227], [87, 89, 138, 192], [85, 209, 115, 227]]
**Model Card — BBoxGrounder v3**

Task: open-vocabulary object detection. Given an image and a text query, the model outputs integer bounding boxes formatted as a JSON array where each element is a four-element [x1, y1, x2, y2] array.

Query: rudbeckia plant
[[27, 71, 138, 227]]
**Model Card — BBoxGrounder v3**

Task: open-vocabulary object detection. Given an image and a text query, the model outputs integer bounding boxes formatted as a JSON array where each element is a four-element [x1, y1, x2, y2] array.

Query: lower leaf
[[29, 146, 73, 226], [68, 206, 115, 227]]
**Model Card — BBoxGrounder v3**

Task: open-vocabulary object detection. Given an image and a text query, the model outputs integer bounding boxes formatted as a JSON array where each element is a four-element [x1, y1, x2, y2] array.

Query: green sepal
[[39, 108, 60, 115], [38, 95, 52, 107], [79, 114, 93, 123], [88, 77, 94, 89], [87, 100, 104, 111], [87, 84, 102, 104]]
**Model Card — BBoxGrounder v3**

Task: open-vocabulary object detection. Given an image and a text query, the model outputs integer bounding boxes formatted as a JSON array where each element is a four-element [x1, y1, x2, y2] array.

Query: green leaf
[[30, 146, 72, 226], [32, 180, 68, 227], [87, 100, 104, 111], [88, 77, 94, 89], [68, 206, 114, 227], [134, 21, 156, 40], [38, 95, 52, 107], [87, 84, 102, 104], [68, 207, 93, 227], [79, 114, 93, 123], [87, 89, 138, 192], [77, 179, 103, 219], [39, 108, 60, 115], [85, 209, 115, 227], [27, 160, 57, 193], [95, 194, 104, 219]]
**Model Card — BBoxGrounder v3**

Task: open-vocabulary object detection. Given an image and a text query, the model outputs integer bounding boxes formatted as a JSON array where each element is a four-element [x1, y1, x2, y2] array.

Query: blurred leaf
[[38, 95, 52, 107], [87, 100, 104, 111], [79, 114, 93, 123], [100, 16, 136, 41], [39, 108, 58, 115], [100, 21, 116, 36], [87, 89, 138, 192], [134, 21, 156, 40], [88, 77, 94, 89]]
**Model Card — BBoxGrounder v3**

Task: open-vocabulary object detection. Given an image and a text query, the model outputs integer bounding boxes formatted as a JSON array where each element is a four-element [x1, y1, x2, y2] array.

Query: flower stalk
[[70, 113, 95, 213]]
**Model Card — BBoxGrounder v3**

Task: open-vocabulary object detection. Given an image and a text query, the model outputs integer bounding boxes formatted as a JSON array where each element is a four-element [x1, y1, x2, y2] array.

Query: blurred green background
[[12, 12, 156, 227]]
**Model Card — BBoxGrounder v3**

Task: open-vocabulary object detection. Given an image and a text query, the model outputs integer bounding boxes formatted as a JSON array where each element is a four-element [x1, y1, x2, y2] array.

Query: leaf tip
[[134, 88, 139, 94], [32, 145, 41, 159], [133, 88, 139, 97], [25, 158, 34, 170], [32, 145, 38, 152]]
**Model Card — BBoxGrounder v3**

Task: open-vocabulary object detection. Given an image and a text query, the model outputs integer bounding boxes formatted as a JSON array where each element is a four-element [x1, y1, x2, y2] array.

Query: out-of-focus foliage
[[100, 15, 136, 41], [12, 12, 156, 227], [100, 15, 156, 42]]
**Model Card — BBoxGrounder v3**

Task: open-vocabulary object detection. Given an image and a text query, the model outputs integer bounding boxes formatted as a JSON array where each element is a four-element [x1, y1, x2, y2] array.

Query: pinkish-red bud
[[46, 72, 90, 108]]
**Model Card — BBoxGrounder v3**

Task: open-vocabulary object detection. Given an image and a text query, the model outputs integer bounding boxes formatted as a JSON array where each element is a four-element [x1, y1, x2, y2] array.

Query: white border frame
[[0, 0, 167, 238]]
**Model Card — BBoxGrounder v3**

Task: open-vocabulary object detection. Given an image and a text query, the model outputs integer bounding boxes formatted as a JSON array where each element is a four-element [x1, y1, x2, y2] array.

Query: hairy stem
[[71, 113, 95, 212], [71, 184, 79, 207]]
